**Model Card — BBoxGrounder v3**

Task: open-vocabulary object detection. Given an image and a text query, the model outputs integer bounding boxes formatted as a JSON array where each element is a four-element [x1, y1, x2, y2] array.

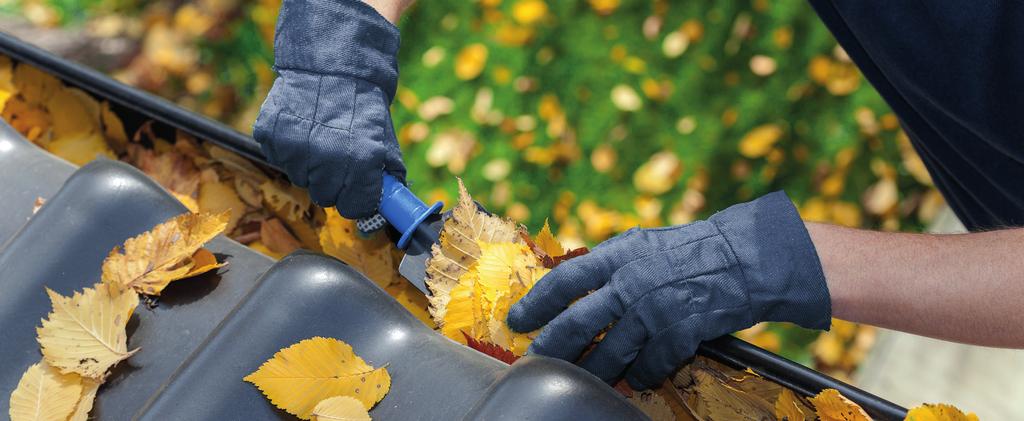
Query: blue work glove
[[507, 191, 831, 389], [253, 0, 405, 219]]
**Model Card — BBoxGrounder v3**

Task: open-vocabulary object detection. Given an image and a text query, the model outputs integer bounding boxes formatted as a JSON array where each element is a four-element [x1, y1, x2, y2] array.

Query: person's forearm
[[806, 222, 1024, 347], [361, 0, 416, 23]]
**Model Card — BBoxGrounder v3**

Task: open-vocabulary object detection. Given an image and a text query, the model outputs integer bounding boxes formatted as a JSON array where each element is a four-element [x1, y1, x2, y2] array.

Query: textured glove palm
[[507, 191, 831, 389], [253, 0, 404, 219]]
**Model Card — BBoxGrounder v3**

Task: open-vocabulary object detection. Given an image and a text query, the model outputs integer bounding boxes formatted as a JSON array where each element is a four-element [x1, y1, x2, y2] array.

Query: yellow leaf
[[810, 389, 871, 421], [244, 337, 390, 419], [534, 220, 565, 257], [454, 44, 488, 81], [199, 180, 245, 233], [67, 378, 101, 421], [511, 0, 548, 25], [102, 211, 228, 295], [2, 97, 50, 141], [775, 388, 807, 421], [13, 64, 60, 105], [8, 362, 83, 421], [173, 193, 199, 213], [45, 132, 116, 167], [739, 124, 784, 159], [100, 101, 128, 149], [47, 87, 99, 140], [260, 180, 311, 222], [588, 0, 620, 15], [36, 284, 139, 379], [425, 179, 519, 324], [633, 151, 682, 195], [904, 404, 978, 421], [183, 247, 225, 278], [319, 209, 400, 289], [311, 396, 372, 421]]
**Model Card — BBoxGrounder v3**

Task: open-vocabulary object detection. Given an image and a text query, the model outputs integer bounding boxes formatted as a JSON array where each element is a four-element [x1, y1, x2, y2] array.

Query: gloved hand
[[253, 0, 405, 219], [506, 191, 831, 389]]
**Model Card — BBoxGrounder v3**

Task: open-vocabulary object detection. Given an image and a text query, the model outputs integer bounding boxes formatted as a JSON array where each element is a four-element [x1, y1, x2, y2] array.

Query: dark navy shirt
[[809, 1, 1024, 231]]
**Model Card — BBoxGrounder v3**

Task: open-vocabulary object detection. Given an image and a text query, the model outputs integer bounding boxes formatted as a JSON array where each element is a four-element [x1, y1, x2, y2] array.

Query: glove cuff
[[709, 191, 832, 330], [273, 0, 400, 102]]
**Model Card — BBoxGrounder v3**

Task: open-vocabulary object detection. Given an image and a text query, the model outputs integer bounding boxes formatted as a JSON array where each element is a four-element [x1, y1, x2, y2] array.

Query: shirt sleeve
[[808, 0, 1024, 230]]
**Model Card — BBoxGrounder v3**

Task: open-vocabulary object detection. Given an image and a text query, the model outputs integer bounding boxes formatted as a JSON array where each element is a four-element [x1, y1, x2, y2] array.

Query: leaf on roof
[[8, 362, 83, 421], [311, 396, 372, 421], [36, 284, 139, 379], [245, 337, 390, 420], [101, 211, 228, 296]]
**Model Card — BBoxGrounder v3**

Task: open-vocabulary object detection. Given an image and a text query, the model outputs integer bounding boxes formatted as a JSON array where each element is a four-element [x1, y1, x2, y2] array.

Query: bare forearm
[[806, 222, 1024, 347], [361, 0, 416, 23]]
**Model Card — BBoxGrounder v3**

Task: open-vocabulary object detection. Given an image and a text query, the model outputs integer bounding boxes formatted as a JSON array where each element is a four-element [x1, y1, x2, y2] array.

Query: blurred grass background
[[0, 0, 941, 376]]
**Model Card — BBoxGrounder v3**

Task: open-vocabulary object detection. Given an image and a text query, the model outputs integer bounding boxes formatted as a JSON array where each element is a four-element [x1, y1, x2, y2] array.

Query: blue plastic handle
[[380, 173, 443, 249]]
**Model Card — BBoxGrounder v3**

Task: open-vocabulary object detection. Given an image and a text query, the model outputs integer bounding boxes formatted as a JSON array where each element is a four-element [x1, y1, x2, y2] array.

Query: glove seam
[[276, 66, 395, 102], [616, 224, 720, 268], [617, 257, 732, 314], [708, 219, 757, 319], [305, 74, 324, 195], [275, 111, 352, 133]]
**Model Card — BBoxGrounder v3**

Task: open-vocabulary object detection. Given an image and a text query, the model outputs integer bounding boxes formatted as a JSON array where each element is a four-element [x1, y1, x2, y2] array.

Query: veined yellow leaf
[[533, 220, 565, 257], [904, 404, 978, 421], [101, 211, 228, 295], [36, 284, 138, 379], [311, 396, 372, 421], [244, 337, 390, 420], [810, 389, 871, 421], [67, 378, 101, 421], [8, 362, 83, 421]]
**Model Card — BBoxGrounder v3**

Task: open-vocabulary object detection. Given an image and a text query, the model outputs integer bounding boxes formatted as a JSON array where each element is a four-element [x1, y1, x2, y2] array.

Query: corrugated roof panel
[[0, 122, 646, 420]]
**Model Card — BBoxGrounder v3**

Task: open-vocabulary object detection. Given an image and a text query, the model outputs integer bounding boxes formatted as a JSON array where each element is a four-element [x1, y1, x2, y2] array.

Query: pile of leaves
[[245, 337, 390, 421], [8, 211, 227, 421], [0, 56, 436, 328]]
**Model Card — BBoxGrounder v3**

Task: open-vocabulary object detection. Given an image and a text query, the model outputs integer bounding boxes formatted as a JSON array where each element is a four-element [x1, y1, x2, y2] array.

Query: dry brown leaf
[[102, 211, 228, 295], [627, 390, 676, 421], [260, 217, 302, 257], [775, 388, 808, 421], [198, 180, 245, 233], [8, 362, 83, 421], [688, 366, 775, 421], [36, 284, 139, 379], [129, 144, 201, 197]]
